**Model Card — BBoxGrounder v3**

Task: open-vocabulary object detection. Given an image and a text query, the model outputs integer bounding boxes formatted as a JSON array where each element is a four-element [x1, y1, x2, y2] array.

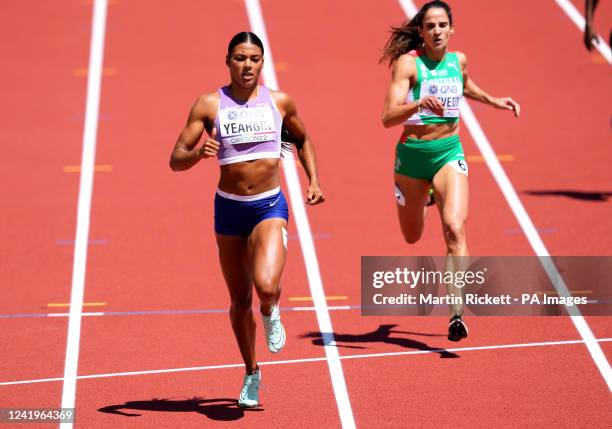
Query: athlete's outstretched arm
[[457, 51, 520, 118], [273, 92, 325, 205], [169, 94, 219, 171]]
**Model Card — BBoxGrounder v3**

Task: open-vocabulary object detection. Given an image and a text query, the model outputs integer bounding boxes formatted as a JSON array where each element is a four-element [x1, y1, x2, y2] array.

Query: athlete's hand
[[493, 97, 520, 118], [584, 24, 598, 51], [198, 127, 220, 159], [306, 183, 325, 205], [418, 96, 445, 116]]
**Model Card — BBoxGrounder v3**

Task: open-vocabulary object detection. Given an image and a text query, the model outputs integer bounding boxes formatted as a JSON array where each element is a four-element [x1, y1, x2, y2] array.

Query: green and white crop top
[[404, 50, 463, 126]]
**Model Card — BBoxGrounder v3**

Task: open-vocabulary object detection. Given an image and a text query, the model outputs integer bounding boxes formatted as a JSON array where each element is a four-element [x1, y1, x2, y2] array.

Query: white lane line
[[60, 0, 108, 426], [341, 337, 612, 361], [399, 0, 612, 392], [459, 83, 612, 394], [0, 306, 359, 319], [554, 0, 612, 63], [398, 0, 418, 16], [243, 1, 355, 427], [3, 338, 611, 387]]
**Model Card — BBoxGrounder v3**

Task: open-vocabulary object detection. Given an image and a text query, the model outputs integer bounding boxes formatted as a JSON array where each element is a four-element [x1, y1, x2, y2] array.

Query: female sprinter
[[381, 1, 519, 341], [170, 32, 324, 407]]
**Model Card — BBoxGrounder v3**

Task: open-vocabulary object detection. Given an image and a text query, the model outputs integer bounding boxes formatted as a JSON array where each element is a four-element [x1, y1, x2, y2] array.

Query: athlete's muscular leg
[[216, 234, 257, 373], [432, 164, 469, 256], [432, 163, 469, 316], [394, 173, 432, 244], [248, 218, 288, 316]]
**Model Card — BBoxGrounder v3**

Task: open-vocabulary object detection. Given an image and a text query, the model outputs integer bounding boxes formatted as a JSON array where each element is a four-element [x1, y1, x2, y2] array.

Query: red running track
[[0, 0, 610, 427]]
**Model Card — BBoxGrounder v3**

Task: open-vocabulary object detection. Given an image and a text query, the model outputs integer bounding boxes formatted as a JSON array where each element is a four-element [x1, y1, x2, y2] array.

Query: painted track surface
[[1, 0, 610, 427], [0, 0, 93, 410]]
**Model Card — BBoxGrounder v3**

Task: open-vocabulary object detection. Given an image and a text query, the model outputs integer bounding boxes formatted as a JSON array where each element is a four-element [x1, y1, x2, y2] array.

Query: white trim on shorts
[[216, 186, 280, 202]]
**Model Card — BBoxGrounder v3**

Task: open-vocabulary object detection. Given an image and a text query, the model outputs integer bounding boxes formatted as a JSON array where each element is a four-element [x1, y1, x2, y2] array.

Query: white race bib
[[219, 105, 276, 145], [420, 77, 462, 118]]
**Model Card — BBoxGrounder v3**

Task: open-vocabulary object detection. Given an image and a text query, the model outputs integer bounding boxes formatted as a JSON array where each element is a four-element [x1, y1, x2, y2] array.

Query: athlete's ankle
[[260, 301, 279, 317]]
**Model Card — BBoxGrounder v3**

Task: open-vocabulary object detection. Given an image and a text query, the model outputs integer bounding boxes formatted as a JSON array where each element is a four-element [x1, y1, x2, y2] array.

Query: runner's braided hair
[[228, 32, 264, 55], [380, 0, 453, 65]]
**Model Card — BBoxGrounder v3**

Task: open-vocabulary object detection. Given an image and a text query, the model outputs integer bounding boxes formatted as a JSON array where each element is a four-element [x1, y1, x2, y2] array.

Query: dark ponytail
[[227, 31, 264, 56], [380, 0, 453, 65]]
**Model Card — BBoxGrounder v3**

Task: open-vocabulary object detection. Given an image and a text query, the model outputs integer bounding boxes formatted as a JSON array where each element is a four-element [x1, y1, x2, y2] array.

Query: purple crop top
[[213, 85, 283, 165]]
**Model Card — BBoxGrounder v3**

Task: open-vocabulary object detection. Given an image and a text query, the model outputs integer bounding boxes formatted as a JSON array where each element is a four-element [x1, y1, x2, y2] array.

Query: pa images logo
[[227, 110, 238, 120]]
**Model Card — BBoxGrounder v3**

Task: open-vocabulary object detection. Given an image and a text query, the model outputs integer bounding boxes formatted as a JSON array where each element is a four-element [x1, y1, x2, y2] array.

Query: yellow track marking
[[73, 67, 117, 77], [289, 296, 348, 302], [467, 154, 514, 162], [48, 302, 107, 308], [64, 165, 112, 173]]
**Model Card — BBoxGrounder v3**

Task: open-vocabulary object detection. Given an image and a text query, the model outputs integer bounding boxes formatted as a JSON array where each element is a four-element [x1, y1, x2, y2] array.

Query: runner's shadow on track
[[524, 190, 612, 201], [301, 324, 459, 358], [98, 397, 263, 421]]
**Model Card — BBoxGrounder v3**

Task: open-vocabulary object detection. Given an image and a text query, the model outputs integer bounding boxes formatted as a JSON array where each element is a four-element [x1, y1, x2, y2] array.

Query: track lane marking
[[0, 305, 361, 319], [63, 165, 112, 172], [48, 303, 106, 308], [289, 296, 349, 302], [467, 154, 514, 162], [3, 337, 611, 387], [73, 67, 117, 77], [243, 1, 356, 427], [60, 0, 108, 427]]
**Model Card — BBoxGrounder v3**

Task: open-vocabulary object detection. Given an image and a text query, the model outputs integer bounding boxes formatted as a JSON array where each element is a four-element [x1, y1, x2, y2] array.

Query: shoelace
[[264, 316, 281, 335], [270, 321, 280, 336], [242, 374, 259, 397]]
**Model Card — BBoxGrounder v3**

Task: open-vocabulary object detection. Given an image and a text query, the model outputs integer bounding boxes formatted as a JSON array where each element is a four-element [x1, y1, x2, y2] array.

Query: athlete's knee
[[443, 220, 466, 246], [253, 272, 279, 301], [229, 290, 253, 311]]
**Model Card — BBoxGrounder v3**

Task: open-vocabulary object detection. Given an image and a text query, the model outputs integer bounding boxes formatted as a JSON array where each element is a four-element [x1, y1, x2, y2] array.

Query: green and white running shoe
[[238, 370, 261, 408], [262, 305, 286, 353]]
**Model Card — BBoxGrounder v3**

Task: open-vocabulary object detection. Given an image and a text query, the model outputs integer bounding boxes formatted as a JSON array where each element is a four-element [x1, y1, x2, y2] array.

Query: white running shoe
[[238, 370, 261, 408], [262, 305, 286, 353]]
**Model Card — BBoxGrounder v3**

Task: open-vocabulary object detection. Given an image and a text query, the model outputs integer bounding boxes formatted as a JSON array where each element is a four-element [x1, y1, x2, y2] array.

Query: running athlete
[[170, 32, 324, 408], [380, 1, 520, 341]]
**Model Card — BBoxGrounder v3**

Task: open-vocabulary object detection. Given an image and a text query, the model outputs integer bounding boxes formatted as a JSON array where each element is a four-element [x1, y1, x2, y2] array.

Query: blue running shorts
[[214, 187, 289, 237]]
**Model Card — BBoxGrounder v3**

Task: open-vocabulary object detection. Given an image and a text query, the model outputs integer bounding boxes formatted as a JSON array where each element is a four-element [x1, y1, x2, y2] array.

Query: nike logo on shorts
[[269, 197, 280, 207]]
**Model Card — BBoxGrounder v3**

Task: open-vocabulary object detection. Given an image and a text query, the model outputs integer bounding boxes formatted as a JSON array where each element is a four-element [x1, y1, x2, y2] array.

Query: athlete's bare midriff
[[403, 120, 459, 140], [218, 158, 281, 195]]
